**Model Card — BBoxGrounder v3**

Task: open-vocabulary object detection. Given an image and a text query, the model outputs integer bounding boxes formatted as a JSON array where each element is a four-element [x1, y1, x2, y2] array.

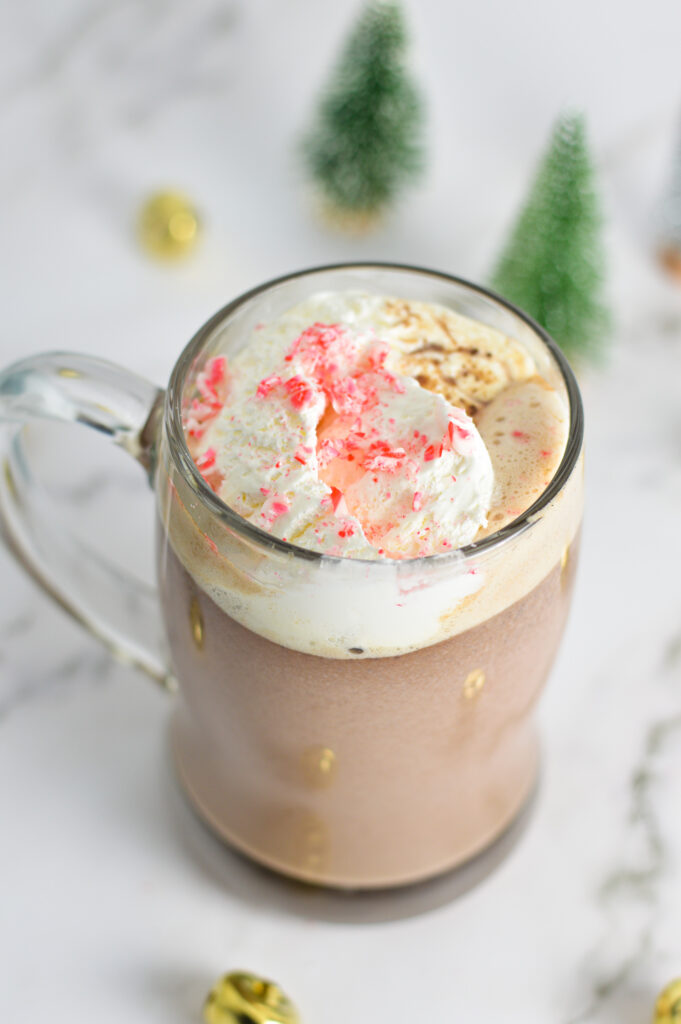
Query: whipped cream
[[186, 293, 497, 559], [166, 287, 579, 657]]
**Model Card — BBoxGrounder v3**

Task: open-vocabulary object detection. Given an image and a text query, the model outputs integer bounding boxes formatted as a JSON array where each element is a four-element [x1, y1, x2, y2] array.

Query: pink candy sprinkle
[[318, 437, 346, 467], [294, 443, 313, 465], [261, 495, 290, 524], [194, 448, 224, 493], [329, 376, 366, 417], [196, 447, 217, 471], [412, 491, 423, 512], [512, 430, 530, 442], [286, 322, 345, 365], [424, 443, 443, 462], [196, 357, 226, 406], [284, 375, 315, 409], [362, 439, 407, 474], [256, 374, 282, 398], [205, 356, 226, 389], [364, 454, 403, 473], [327, 486, 350, 517], [185, 357, 228, 438], [449, 419, 471, 442]]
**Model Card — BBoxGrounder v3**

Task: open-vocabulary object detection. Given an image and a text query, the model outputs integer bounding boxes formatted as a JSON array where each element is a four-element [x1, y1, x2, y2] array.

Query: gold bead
[[190, 596, 204, 650], [301, 746, 336, 788], [137, 190, 200, 259], [302, 813, 328, 872], [463, 668, 485, 699], [654, 978, 681, 1024], [203, 971, 300, 1024]]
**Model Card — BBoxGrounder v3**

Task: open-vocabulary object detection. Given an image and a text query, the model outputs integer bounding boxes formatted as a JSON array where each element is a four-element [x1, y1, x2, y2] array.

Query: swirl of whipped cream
[[187, 293, 495, 559]]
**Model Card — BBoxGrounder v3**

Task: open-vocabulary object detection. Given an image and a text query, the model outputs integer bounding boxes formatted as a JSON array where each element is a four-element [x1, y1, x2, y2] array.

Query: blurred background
[[2, 0, 681, 381]]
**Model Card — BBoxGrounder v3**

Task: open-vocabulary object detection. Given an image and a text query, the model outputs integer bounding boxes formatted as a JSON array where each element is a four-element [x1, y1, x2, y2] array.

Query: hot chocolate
[[156, 271, 583, 887], [0, 262, 584, 889]]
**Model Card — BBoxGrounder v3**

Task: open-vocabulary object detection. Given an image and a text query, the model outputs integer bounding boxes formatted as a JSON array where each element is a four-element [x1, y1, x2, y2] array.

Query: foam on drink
[[161, 292, 578, 658], [185, 293, 567, 558]]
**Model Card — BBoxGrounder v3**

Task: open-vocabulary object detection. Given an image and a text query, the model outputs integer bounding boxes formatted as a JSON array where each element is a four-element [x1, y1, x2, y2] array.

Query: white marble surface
[[2, 1, 681, 1021]]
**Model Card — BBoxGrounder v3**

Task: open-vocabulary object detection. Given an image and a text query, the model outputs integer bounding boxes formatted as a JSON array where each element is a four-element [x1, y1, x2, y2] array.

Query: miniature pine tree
[[302, 1, 424, 230], [658, 116, 681, 283], [490, 112, 609, 364]]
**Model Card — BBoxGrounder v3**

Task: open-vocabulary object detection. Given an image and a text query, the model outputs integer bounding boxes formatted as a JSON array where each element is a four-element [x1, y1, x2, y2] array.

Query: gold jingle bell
[[654, 978, 681, 1024], [137, 190, 200, 259], [203, 971, 300, 1024]]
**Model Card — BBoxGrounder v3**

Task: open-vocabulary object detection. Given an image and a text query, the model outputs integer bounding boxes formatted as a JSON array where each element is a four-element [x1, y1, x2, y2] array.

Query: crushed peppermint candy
[[184, 298, 498, 559]]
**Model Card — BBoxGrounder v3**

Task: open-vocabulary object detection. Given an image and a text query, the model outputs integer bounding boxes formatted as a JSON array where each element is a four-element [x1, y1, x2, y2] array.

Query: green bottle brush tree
[[490, 112, 610, 364], [302, 1, 425, 231]]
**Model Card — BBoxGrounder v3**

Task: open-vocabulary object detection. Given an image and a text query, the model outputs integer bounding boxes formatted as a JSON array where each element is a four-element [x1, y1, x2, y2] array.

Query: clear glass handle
[[0, 351, 174, 690]]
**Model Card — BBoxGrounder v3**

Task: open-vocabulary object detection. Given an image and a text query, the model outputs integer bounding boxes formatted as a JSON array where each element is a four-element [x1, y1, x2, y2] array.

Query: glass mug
[[0, 265, 584, 889]]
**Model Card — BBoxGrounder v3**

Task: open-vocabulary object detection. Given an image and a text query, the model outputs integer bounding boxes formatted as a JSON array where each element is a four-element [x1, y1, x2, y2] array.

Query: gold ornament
[[301, 745, 336, 788], [190, 596, 205, 650], [203, 971, 300, 1024], [463, 668, 485, 699], [654, 978, 681, 1024], [137, 190, 200, 259]]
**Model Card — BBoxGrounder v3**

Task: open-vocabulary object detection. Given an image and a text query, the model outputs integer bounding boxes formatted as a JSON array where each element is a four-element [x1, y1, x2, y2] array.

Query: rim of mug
[[166, 262, 584, 566]]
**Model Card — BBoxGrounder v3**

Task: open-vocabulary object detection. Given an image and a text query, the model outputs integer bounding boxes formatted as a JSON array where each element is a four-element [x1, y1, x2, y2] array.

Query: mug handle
[[0, 351, 174, 690]]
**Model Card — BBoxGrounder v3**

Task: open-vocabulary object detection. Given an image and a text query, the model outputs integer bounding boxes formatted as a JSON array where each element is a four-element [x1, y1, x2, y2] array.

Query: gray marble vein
[[0, 0, 241, 191], [1, 0, 240, 106], [568, 636, 681, 1023]]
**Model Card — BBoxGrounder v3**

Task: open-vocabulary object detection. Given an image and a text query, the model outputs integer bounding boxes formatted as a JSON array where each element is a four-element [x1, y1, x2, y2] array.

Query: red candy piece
[[196, 447, 217, 471], [329, 486, 344, 512], [424, 443, 443, 462], [256, 374, 282, 398], [284, 375, 316, 409], [261, 494, 290, 525], [294, 443, 313, 465]]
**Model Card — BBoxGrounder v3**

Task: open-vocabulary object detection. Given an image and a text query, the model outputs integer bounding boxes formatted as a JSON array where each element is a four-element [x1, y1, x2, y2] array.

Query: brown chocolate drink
[[159, 531, 579, 887], [155, 271, 584, 888]]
